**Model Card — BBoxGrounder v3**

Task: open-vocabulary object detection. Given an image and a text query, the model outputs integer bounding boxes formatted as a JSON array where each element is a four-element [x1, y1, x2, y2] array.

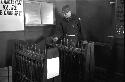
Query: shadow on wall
[[76, 0, 114, 42], [0, 31, 25, 68], [5, 39, 16, 67]]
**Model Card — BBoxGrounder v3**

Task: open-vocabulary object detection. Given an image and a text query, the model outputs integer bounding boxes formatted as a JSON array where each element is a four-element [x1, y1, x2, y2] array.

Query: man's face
[[63, 11, 71, 18]]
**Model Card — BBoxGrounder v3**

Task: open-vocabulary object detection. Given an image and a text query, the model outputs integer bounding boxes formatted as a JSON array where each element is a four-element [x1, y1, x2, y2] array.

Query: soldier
[[52, 5, 88, 82], [52, 5, 87, 47]]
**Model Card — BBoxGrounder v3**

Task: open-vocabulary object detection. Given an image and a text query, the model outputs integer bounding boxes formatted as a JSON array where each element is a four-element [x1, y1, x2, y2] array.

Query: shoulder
[[71, 15, 80, 21]]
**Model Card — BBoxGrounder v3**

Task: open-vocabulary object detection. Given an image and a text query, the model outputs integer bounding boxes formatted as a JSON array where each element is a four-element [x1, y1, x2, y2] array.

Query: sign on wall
[[24, 1, 55, 25], [24, 1, 41, 25], [41, 2, 54, 25], [0, 0, 24, 31]]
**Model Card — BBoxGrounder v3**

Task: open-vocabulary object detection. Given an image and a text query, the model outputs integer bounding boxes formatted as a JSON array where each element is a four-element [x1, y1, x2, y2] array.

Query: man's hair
[[62, 5, 71, 13]]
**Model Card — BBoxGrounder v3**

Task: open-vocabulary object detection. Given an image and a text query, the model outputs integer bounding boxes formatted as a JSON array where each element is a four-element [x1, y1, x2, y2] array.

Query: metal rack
[[47, 39, 95, 82], [12, 39, 95, 82], [12, 40, 47, 82]]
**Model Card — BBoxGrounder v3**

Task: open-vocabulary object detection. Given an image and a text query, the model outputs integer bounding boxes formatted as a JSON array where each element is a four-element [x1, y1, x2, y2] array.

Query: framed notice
[[24, 2, 41, 25], [24, 1, 55, 26], [41, 2, 54, 25], [0, 0, 24, 31]]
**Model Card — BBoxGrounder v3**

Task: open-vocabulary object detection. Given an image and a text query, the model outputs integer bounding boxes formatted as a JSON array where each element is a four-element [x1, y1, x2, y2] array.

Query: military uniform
[[53, 15, 87, 47]]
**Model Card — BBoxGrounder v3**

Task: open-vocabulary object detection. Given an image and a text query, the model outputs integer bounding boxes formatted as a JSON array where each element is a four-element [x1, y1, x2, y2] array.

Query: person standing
[[52, 5, 88, 82], [52, 5, 87, 47]]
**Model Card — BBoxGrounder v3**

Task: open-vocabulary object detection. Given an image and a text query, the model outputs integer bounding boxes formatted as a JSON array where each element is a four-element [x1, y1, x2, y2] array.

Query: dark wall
[[0, 31, 25, 67], [113, 38, 124, 73], [76, 0, 114, 42], [76, 0, 124, 74]]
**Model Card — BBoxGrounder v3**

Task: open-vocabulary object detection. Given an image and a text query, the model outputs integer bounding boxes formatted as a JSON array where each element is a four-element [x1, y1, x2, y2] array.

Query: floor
[[93, 68, 124, 82], [0, 66, 124, 82]]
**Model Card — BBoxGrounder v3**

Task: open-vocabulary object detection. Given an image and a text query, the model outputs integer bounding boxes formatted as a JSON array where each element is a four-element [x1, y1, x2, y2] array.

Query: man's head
[[62, 5, 71, 18]]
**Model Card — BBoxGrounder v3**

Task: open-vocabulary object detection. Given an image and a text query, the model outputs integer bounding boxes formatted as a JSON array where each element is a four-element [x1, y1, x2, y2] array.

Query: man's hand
[[82, 40, 88, 44], [53, 37, 58, 42]]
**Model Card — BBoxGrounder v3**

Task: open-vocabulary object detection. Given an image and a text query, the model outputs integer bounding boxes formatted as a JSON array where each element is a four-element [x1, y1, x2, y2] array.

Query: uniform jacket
[[53, 14, 87, 41]]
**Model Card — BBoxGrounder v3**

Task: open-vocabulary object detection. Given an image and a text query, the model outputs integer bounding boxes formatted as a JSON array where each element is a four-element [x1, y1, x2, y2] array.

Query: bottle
[[63, 37, 66, 46], [66, 39, 69, 47], [61, 39, 63, 45]]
